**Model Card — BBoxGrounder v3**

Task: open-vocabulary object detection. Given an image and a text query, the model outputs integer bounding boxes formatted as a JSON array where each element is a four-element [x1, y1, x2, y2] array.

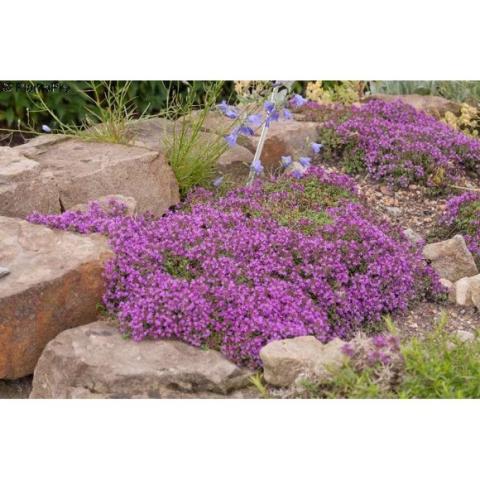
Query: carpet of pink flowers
[[28, 167, 443, 368], [302, 99, 480, 189]]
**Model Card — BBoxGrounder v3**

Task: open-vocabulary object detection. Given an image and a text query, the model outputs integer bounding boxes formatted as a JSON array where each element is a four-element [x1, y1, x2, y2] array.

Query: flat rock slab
[[30, 322, 256, 399], [423, 234, 478, 282], [1, 136, 179, 218], [0, 216, 113, 379]]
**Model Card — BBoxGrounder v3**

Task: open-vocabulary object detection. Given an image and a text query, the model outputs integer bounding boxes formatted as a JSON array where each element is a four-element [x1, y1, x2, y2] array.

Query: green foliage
[[456, 199, 480, 236], [0, 81, 236, 130], [262, 174, 356, 234], [300, 316, 480, 399], [29, 81, 149, 144], [163, 252, 199, 280], [162, 81, 231, 197], [306, 81, 367, 104], [398, 329, 480, 399], [369, 81, 480, 104], [249, 373, 270, 399]]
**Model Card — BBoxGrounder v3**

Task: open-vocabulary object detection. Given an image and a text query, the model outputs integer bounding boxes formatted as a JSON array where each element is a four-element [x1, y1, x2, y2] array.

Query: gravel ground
[[347, 168, 480, 339]]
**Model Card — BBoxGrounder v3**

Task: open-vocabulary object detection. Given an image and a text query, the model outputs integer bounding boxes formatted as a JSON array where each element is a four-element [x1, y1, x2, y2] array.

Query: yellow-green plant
[[306, 81, 364, 104], [249, 372, 270, 398], [444, 103, 480, 138]]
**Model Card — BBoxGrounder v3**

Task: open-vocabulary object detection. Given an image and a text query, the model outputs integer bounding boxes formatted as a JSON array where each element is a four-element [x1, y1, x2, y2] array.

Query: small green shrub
[[300, 317, 480, 399], [0, 81, 237, 130], [399, 328, 480, 399]]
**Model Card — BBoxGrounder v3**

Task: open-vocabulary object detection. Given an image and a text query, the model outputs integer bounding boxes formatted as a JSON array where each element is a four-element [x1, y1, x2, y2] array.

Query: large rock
[[451, 276, 477, 306], [216, 144, 253, 181], [423, 235, 478, 282], [260, 336, 347, 387], [126, 117, 176, 151], [1, 136, 179, 218], [180, 107, 261, 137], [0, 216, 113, 379], [471, 276, 480, 309], [0, 147, 59, 217], [178, 110, 239, 137], [363, 94, 461, 119], [30, 322, 256, 399]]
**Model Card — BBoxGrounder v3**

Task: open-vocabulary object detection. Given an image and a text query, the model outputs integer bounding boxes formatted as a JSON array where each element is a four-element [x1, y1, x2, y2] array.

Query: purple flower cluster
[[27, 168, 442, 368], [220, 98, 294, 149], [315, 99, 480, 188], [441, 192, 480, 256], [342, 333, 402, 367]]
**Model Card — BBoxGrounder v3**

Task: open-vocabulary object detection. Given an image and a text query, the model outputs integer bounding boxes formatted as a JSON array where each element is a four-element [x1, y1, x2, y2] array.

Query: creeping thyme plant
[[441, 191, 480, 256], [297, 99, 480, 189], [28, 166, 442, 368]]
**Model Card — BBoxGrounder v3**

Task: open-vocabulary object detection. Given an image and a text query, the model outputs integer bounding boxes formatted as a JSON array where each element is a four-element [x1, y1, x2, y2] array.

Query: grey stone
[[0, 216, 113, 379], [30, 322, 256, 399], [455, 330, 475, 343], [385, 206, 402, 217], [260, 336, 347, 387], [402, 228, 424, 246], [0, 267, 10, 279], [423, 235, 478, 282], [1, 136, 179, 218], [470, 275, 480, 309]]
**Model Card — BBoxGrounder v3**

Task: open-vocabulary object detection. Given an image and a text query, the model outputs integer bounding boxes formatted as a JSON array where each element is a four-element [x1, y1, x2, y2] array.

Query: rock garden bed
[[1, 90, 480, 398]]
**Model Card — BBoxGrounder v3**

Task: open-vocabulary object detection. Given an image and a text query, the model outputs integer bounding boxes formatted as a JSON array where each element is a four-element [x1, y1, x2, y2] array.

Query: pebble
[[0, 267, 10, 279], [385, 206, 402, 217]]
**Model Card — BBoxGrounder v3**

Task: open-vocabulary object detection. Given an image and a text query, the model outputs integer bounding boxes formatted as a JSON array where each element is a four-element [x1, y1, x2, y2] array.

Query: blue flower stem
[[247, 87, 279, 185]]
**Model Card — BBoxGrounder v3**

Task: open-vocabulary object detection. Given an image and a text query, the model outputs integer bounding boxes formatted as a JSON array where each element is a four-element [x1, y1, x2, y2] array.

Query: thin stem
[[247, 87, 279, 185], [449, 184, 480, 193]]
